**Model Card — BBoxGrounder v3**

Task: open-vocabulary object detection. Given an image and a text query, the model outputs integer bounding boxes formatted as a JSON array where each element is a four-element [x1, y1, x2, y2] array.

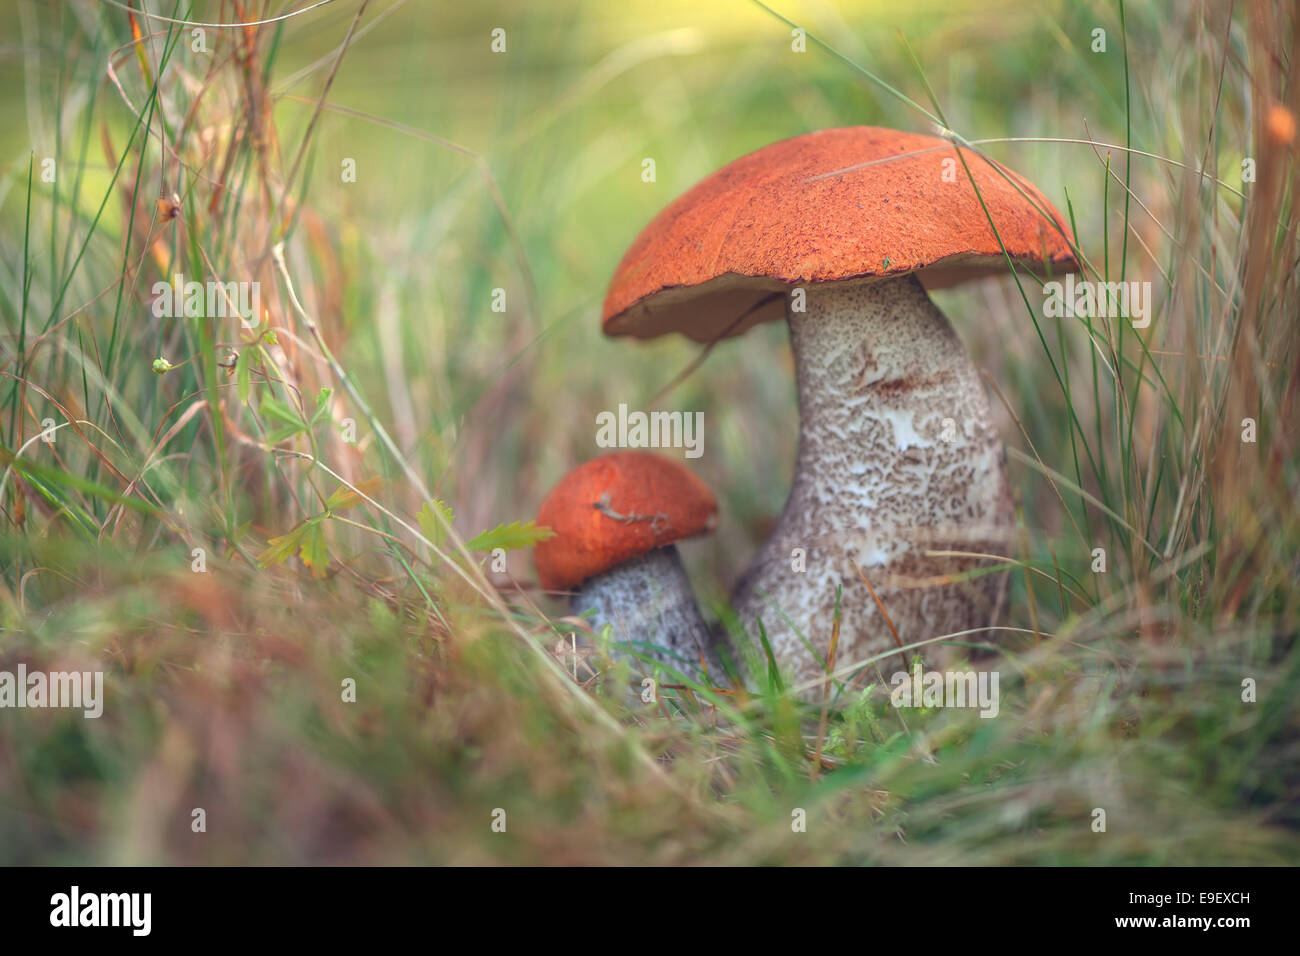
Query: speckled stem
[[730, 273, 1014, 693], [573, 546, 720, 678]]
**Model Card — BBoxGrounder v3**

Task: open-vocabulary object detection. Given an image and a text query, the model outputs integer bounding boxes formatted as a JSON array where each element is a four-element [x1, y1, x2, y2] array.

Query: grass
[[0, 0, 1296, 864]]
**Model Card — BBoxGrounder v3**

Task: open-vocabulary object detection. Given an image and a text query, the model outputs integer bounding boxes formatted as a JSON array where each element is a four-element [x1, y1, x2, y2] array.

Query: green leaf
[[417, 499, 455, 548], [259, 396, 307, 443], [310, 388, 333, 427], [257, 514, 330, 579], [259, 396, 303, 427], [258, 523, 307, 569], [297, 520, 330, 579], [464, 520, 554, 553]]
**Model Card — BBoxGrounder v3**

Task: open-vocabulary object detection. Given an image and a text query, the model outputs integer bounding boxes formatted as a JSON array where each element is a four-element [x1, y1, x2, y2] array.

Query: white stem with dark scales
[[574, 546, 720, 678], [730, 273, 1014, 691]]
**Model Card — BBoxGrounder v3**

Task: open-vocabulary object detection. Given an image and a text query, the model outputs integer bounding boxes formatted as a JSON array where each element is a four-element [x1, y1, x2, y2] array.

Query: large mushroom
[[601, 127, 1076, 690], [533, 451, 721, 678]]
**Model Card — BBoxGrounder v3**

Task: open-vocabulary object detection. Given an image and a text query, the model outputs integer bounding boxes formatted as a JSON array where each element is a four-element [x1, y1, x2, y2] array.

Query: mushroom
[[533, 451, 721, 678], [601, 127, 1075, 690]]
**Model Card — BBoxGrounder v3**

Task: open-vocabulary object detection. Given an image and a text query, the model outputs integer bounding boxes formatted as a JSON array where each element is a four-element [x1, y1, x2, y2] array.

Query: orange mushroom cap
[[534, 452, 718, 591], [603, 126, 1077, 343]]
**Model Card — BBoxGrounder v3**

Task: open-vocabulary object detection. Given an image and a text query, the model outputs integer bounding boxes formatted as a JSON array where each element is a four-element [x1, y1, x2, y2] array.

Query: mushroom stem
[[731, 273, 1014, 688], [574, 545, 720, 677]]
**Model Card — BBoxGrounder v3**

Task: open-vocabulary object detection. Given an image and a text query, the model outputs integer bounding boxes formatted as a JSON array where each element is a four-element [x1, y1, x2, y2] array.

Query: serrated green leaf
[[417, 499, 455, 548], [464, 520, 554, 553], [257, 515, 330, 578], [258, 523, 307, 569], [298, 520, 330, 579]]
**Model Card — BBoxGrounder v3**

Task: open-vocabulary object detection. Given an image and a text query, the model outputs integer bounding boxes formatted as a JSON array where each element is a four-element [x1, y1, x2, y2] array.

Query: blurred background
[[0, 0, 1209, 595], [0, 0, 1295, 864]]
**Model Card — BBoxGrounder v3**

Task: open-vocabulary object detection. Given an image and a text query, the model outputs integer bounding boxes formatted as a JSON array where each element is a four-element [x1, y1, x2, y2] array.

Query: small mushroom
[[533, 451, 720, 678], [601, 127, 1076, 688]]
